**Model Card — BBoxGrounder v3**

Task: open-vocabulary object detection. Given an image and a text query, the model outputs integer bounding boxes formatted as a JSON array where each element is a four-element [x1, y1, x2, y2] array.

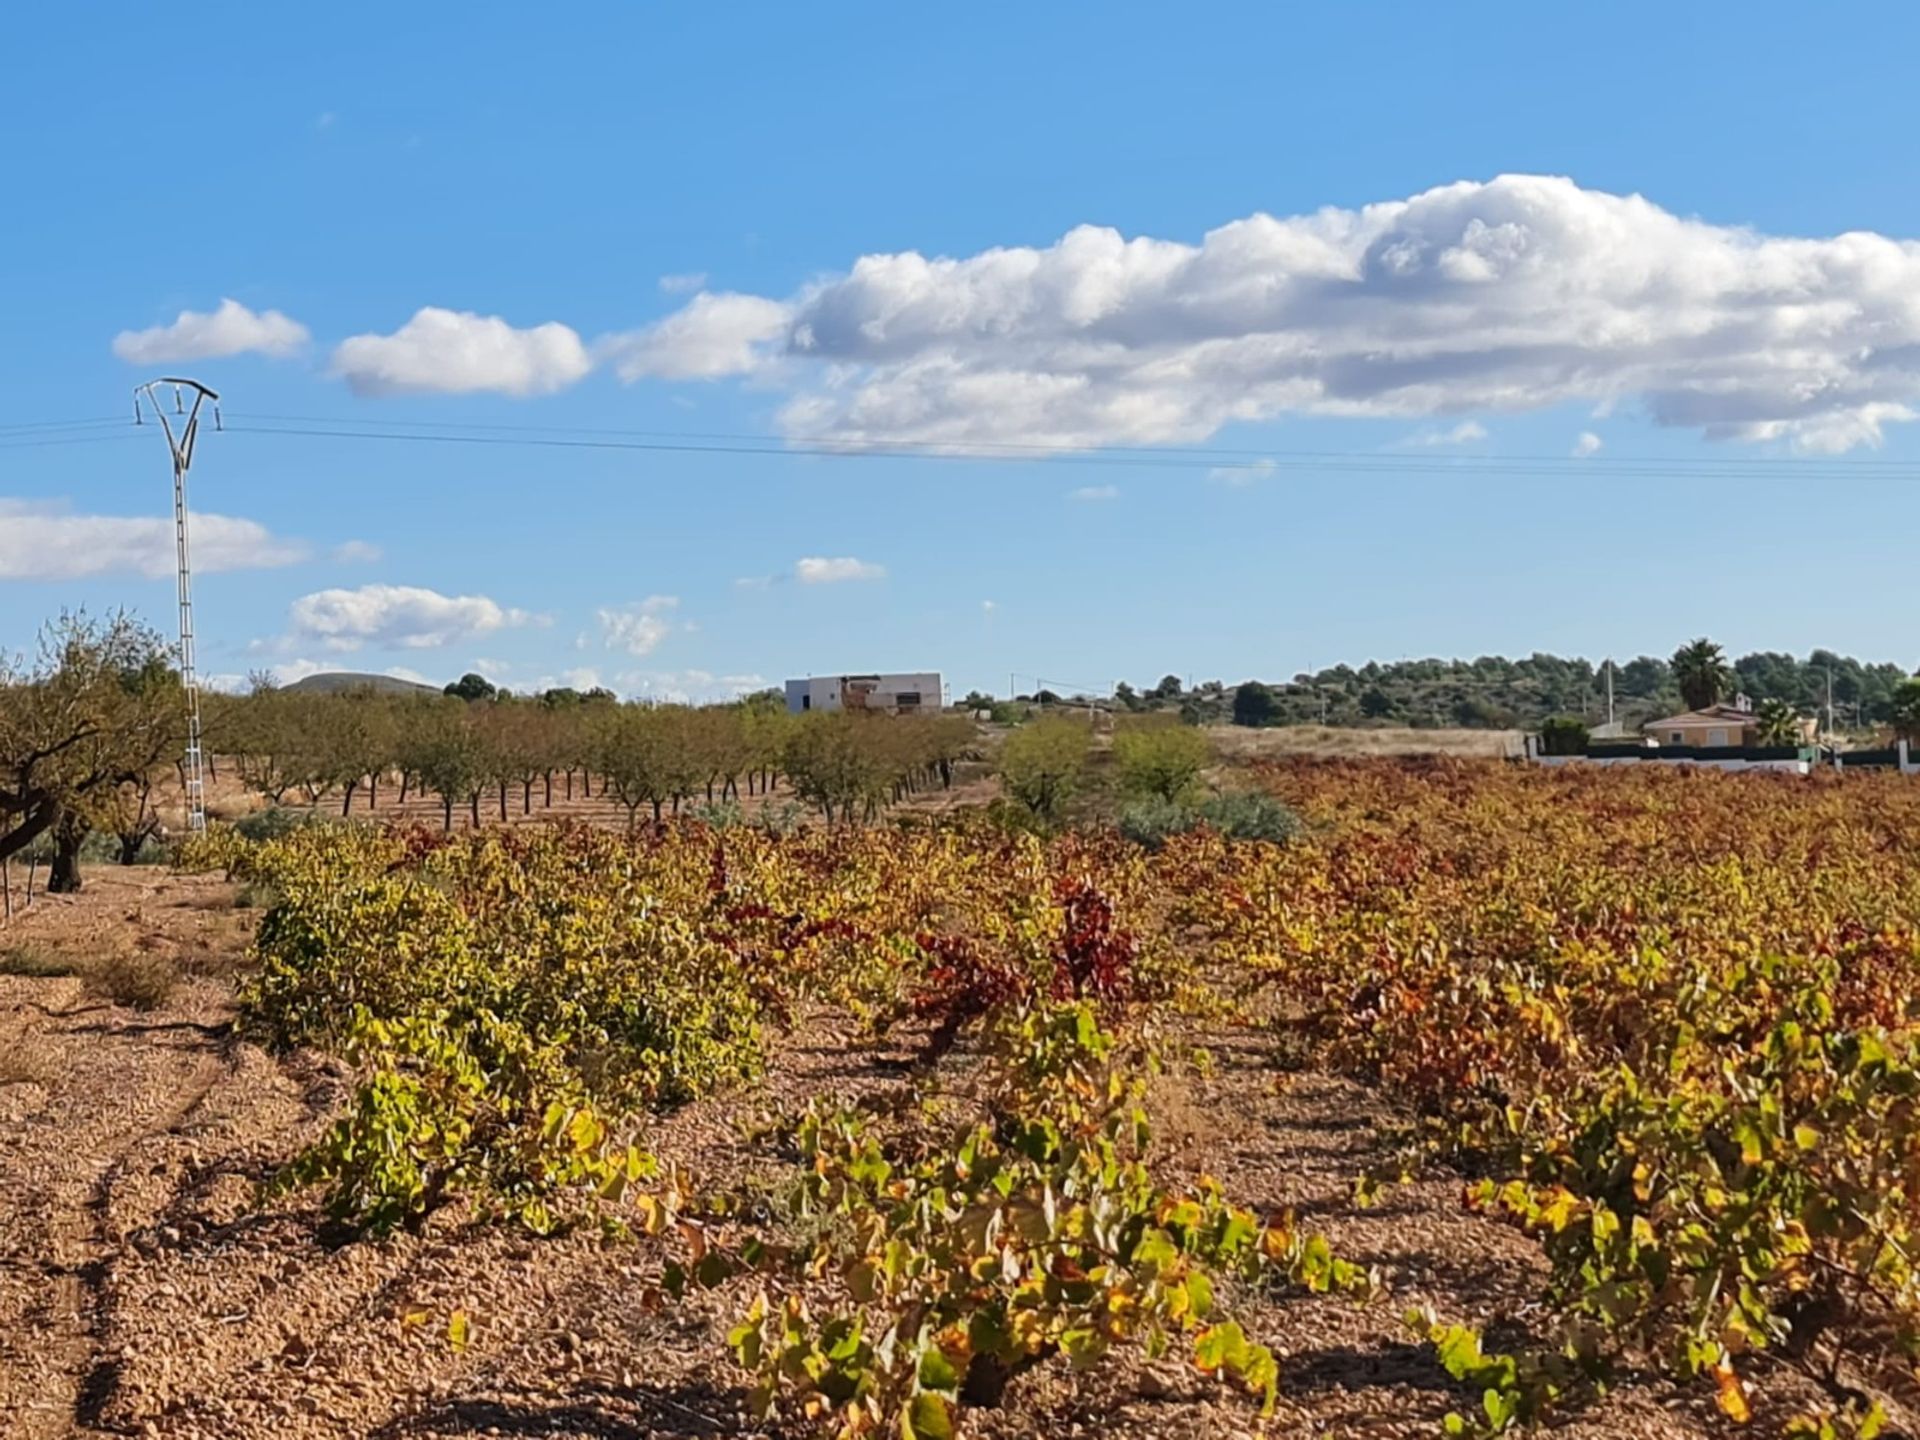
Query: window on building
[[802, 695, 811, 711], [895, 692, 921, 708], [1669, 731, 1684, 744]]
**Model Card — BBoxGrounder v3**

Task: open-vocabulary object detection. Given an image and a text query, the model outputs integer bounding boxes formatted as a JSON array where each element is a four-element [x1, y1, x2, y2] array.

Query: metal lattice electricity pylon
[[133, 378, 221, 833]]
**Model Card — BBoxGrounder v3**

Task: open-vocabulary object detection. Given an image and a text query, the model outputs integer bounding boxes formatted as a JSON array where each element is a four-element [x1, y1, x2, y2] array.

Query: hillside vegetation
[[1093, 648, 1916, 733]]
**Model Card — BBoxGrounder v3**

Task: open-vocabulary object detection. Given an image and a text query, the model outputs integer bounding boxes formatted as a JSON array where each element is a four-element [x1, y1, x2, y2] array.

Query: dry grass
[[1207, 723, 1523, 762], [83, 949, 179, 1011], [0, 1034, 56, 1087], [0, 943, 78, 978]]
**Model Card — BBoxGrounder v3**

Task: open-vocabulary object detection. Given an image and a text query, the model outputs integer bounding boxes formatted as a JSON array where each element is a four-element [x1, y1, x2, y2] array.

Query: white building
[[785, 672, 943, 715]]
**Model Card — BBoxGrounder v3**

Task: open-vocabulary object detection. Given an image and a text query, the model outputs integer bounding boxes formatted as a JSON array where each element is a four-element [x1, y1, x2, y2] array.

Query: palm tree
[[1754, 698, 1801, 747], [1670, 638, 1732, 711]]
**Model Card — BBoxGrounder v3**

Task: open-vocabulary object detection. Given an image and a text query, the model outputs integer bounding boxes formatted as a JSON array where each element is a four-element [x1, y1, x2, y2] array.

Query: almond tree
[[403, 703, 487, 830], [0, 614, 182, 892]]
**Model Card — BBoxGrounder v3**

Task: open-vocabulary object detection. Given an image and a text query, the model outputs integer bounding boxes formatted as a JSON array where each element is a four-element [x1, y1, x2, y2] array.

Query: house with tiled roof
[[1644, 700, 1816, 748]]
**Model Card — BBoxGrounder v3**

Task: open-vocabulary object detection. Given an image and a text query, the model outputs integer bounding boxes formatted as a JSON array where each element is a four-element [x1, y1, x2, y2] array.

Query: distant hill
[[282, 671, 440, 697]]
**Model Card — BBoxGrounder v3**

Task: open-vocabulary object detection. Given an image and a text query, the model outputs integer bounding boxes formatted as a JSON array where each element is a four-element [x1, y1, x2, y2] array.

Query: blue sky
[[6, 2, 1920, 700]]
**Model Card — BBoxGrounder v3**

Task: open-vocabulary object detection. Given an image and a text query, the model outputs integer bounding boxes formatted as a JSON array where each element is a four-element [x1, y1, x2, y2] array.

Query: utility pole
[[133, 378, 220, 834]]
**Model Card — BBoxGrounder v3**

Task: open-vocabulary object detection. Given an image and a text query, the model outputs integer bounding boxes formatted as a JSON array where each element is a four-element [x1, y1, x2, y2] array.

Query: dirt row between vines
[[0, 865, 1820, 1438]]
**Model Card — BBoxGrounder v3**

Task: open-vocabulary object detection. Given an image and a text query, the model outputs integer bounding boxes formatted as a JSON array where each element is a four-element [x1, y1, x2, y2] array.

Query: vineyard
[[6, 758, 1920, 1437]]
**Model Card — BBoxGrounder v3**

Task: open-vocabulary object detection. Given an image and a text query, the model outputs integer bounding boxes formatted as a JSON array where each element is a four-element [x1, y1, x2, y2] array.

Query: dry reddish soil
[[0, 865, 1822, 1439]]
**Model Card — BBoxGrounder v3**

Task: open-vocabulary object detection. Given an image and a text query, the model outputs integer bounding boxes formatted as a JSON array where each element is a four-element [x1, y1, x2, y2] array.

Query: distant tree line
[[1095, 646, 1919, 734], [1, 622, 984, 899]]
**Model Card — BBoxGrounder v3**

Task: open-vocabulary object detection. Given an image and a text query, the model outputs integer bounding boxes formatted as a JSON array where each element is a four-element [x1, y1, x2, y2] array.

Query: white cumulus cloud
[[0, 500, 307, 580], [617, 669, 768, 703], [1209, 458, 1277, 486], [288, 583, 530, 651], [627, 174, 1920, 453], [604, 292, 794, 381], [333, 307, 592, 396], [1572, 431, 1604, 457], [332, 538, 383, 564], [795, 556, 885, 584], [112, 298, 310, 364], [1409, 420, 1488, 446], [598, 595, 679, 656]]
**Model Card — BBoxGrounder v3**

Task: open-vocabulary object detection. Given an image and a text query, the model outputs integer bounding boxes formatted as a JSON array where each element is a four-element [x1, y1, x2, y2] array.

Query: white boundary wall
[[1523, 736, 1914, 776]]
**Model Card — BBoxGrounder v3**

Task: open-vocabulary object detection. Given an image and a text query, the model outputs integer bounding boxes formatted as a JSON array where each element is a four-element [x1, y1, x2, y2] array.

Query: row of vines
[[180, 758, 1920, 1435]]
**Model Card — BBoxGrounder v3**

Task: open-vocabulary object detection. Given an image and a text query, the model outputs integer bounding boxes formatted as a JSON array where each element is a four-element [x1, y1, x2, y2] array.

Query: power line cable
[[212, 420, 1920, 481], [0, 431, 149, 451], [0, 415, 124, 434], [9, 407, 1919, 479], [220, 409, 1920, 472]]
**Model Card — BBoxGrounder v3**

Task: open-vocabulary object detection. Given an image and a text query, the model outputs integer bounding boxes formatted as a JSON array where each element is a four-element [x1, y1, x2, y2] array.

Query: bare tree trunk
[[651, 798, 663, 823], [544, 771, 554, 807], [565, 768, 574, 801], [498, 784, 508, 822], [342, 781, 357, 817], [3, 857, 11, 922], [48, 815, 85, 895], [523, 779, 533, 815], [442, 796, 453, 831], [400, 772, 411, 804], [470, 793, 481, 828], [368, 773, 378, 809]]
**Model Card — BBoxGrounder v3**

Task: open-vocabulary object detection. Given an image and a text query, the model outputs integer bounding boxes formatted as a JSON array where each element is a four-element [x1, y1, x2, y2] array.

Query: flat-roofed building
[[784, 673, 943, 715]]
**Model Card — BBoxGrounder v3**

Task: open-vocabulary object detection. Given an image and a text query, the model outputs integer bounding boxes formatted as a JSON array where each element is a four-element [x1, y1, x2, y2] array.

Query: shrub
[[85, 950, 178, 1010], [1197, 791, 1301, 844], [1119, 792, 1301, 849], [691, 799, 746, 830], [1539, 715, 1590, 756], [1118, 796, 1193, 849], [236, 806, 324, 843], [0, 944, 77, 978]]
